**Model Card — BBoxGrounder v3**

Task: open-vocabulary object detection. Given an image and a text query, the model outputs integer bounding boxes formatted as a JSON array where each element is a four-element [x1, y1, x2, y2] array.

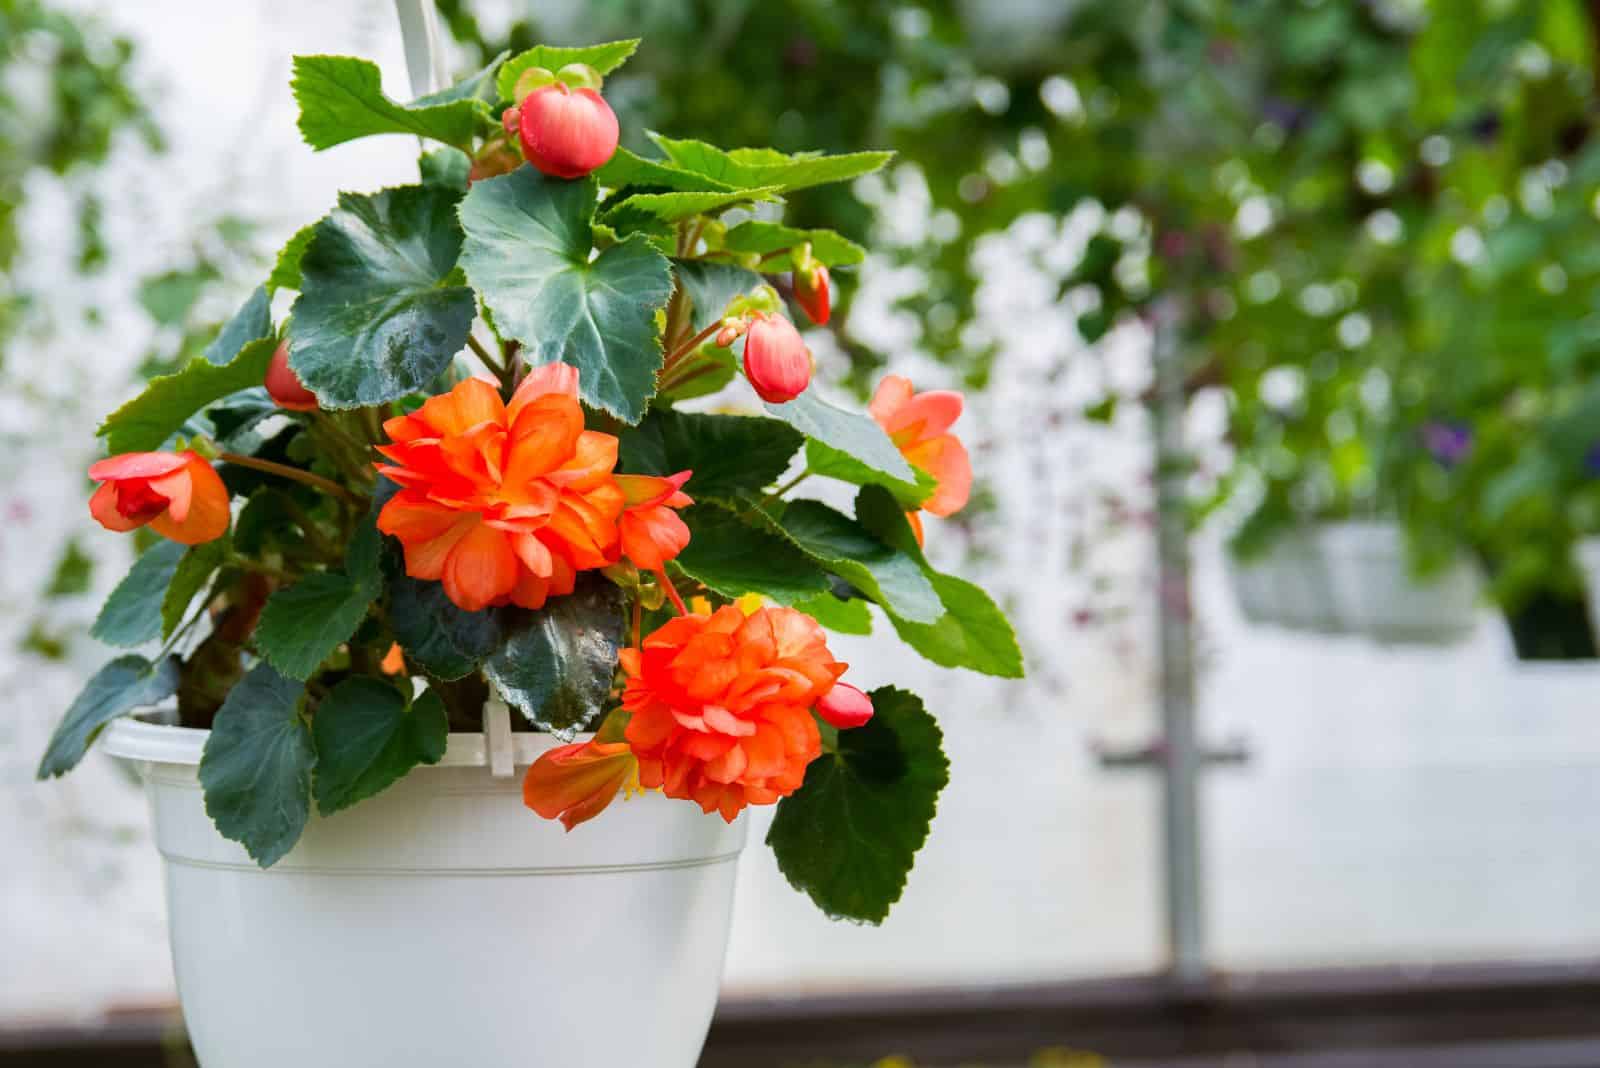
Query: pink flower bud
[[794, 263, 831, 325], [742, 313, 813, 404], [265, 341, 318, 411], [817, 682, 874, 730], [501, 104, 521, 139], [517, 84, 619, 179]]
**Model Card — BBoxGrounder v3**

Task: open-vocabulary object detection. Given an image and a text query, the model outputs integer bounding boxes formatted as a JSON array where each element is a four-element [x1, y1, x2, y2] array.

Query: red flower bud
[[501, 104, 521, 139], [517, 84, 619, 179], [715, 324, 740, 347], [265, 341, 317, 411], [817, 682, 874, 730], [794, 263, 831, 325], [742, 313, 813, 404]]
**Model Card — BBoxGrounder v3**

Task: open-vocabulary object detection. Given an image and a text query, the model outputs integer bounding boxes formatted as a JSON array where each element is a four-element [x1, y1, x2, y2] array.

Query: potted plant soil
[[35, 39, 1022, 1068]]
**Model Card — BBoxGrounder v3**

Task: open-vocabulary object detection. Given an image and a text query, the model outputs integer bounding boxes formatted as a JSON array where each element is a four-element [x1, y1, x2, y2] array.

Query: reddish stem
[[656, 568, 688, 616]]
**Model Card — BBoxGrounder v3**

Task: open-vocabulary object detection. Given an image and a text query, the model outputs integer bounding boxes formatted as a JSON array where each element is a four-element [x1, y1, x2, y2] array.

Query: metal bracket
[[1091, 735, 1252, 771]]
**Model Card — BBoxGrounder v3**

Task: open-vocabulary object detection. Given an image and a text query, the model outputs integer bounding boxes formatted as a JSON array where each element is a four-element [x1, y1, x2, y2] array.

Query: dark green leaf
[[420, 147, 471, 190], [288, 186, 475, 409], [648, 133, 893, 194], [313, 679, 446, 815], [764, 390, 915, 483], [387, 575, 504, 680], [199, 664, 314, 867], [458, 169, 674, 422], [268, 225, 316, 291], [767, 686, 948, 923], [292, 55, 492, 150], [673, 260, 762, 333], [36, 655, 181, 778], [776, 500, 941, 623], [254, 570, 374, 681], [806, 438, 936, 509], [90, 540, 187, 647], [161, 535, 229, 639], [796, 591, 873, 635], [496, 40, 639, 100], [484, 574, 626, 736], [204, 387, 279, 447], [673, 504, 830, 605], [202, 287, 272, 365], [721, 221, 866, 270], [100, 337, 278, 454], [618, 409, 802, 499]]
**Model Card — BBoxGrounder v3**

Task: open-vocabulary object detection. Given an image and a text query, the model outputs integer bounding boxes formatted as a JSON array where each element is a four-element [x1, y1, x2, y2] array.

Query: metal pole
[[394, 0, 449, 99], [1151, 294, 1207, 986]]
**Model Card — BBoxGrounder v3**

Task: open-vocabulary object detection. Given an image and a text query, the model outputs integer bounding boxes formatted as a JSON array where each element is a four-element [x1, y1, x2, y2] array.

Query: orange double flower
[[870, 374, 972, 543], [375, 365, 691, 612]]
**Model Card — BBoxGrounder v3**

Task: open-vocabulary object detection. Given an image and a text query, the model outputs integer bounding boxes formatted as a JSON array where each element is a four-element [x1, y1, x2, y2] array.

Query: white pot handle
[[483, 694, 516, 778]]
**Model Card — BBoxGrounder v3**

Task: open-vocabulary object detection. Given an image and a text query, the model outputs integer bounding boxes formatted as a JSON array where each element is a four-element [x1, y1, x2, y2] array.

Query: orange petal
[[615, 471, 691, 510], [414, 377, 506, 437], [504, 395, 584, 486], [905, 434, 972, 516], [88, 481, 147, 533], [522, 739, 635, 831], [868, 375, 914, 428], [442, 520, 518, 611], [545, 430, 620, 492], [507, 362, 580, 424], [619, 506, 690, 570], [88, 452, 188, 482], [890, 389, 963, 444], [149, 455, 230, 545]]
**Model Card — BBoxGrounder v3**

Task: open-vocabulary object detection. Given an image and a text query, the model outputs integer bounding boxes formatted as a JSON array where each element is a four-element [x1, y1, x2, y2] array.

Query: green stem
[[770, 468, 812, 498], [661, 321, 723, 372], [218, 452, 363, 504], [277, 495, 340, 561], [468, 334, 511, 388]]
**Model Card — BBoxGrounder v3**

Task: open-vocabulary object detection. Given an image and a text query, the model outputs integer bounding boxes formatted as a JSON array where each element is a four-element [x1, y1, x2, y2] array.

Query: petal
[[615, 471, 691, 510], [88, 451, 189, 482], [892, 389, 964, 443], [442, 520, 518, 612], [511, 531, 554, 578], [88, 482, 147, 532], [544, 430, 619, 492], [506, 361, 580, 423], [619, 507, 690, 571], [906, 434, 972, 516], [868, 375, 914, 428], [415, 377, 505, 437], [149, 456, 230, 545], [504, 395, 584, 486]]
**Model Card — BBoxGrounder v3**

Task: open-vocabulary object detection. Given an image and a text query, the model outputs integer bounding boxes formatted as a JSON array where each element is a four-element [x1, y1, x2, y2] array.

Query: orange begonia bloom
[[870, 375, 973, 519], [375, 366, 628, 612], [523, 738, 639, 831], [622, 605, 846, 822], [615, 471, 693, 571], [88, 451, 230, 545]]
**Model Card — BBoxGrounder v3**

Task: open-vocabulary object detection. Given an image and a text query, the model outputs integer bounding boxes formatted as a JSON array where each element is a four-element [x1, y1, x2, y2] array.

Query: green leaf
[[313, 680, 446, 815], [593, 148, 735, 193], [648, 133, 893, 194], [420, 147, 471, 190], [292, 54, 493, 150], [605, 186, 783, 225], [387, 575, 504, 681], [767, 686, 948, 923], [721, 221, 866, 270], [160, 535, 229, 639], [203, 286, 272, 365], [673, 260, 761, 333], [254, 565, 376, 681], [853, 485, 1023, 678], [483, 574, 626, 736], [268, 225, 316, 292], [497, 39, 640, 100], [764, 390, 915, 483], [199, 664, 314, 867], [288, 186, 476, 409], [100, 336, 278, 454], [796, 591, 873, 635], [618, 409, 802, 499], [807, 438, 935, 510], [137, 266, 219, 326], [458, 169, 674, 423], [36, 655, 181, 778], [673, 504, 830, 605], [90, 540, 187, 647], [45, 539, 94, 598], [776, 500, 941, 624]]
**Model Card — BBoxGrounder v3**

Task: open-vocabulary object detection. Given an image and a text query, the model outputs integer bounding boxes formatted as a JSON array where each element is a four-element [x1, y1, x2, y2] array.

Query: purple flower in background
[[1421, 421, 1473, 468], [1585, 443, 1600, 476]]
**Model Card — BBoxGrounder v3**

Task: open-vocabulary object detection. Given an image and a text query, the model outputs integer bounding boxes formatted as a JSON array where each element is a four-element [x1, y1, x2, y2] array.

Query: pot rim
[[101, 715, 591, 770]]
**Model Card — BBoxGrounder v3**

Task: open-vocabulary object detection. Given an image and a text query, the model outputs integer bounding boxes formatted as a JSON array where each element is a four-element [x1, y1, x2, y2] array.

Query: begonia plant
[[34, 39, 1022, 923]]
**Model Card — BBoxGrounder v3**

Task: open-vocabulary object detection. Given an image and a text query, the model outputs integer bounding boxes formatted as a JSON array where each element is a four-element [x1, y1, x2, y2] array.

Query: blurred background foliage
[[9, 0, 1600, 656]]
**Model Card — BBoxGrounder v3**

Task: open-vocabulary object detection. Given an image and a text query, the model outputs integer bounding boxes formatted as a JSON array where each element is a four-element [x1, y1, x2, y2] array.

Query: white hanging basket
[[1228, 521, 1482, 645], [102, 717, 747, 1068]]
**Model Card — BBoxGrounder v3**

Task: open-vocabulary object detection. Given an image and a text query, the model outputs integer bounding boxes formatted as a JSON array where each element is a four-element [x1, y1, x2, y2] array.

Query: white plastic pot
[[102, 717, 747, 1068], [1316, 521, 1482, 645], [1225, 528, 1341, 633]]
